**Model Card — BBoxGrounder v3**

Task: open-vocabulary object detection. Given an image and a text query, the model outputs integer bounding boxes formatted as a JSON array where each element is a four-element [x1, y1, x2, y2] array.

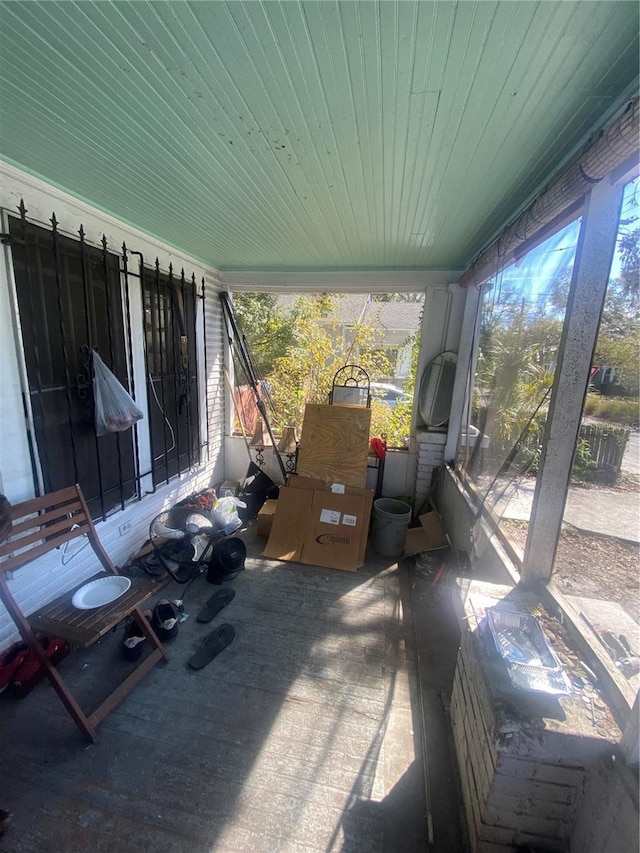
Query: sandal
[[197, 588, 235, 623], [188, 624, 235, 670]]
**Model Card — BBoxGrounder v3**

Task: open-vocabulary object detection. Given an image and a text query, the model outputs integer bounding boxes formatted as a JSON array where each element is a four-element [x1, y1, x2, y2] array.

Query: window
[[9, 213, 137, 520], [231, 292, 422, 449], [142, 262, 201, 485], [455, 172, 639, 727], [551, 178, 639, 706], [459, 219, 581, 561], [7, 205, 203, 518]]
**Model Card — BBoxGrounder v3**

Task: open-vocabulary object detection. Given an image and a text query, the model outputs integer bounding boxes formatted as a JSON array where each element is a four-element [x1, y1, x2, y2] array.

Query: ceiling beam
[[221, 270, 462, 293]]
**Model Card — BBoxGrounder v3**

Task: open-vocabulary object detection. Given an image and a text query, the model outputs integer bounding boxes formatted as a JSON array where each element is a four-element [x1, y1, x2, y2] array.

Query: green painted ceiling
[[0, 1, 638, 271]]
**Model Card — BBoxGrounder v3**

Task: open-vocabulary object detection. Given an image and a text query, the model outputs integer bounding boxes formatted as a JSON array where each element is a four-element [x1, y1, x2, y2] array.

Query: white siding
[[0, 163, 226, 651]]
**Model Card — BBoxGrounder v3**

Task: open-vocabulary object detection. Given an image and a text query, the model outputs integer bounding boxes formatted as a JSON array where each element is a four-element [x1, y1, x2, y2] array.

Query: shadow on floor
[[0, 525, 468, 852]]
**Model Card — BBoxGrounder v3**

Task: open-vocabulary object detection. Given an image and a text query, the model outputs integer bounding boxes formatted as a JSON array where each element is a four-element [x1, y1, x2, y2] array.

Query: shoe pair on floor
[[122, 599, 180, 661], [189, 588, 236, 670], [122, 589, 236, 668], [0, 637, 67, 693]]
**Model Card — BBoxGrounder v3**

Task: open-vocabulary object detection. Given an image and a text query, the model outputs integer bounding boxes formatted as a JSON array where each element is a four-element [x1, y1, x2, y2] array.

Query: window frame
[[447, 168, 639, 739]]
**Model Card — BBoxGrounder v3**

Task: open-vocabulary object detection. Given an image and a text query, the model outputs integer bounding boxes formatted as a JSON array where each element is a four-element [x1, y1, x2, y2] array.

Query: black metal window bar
[[5, 201, 204, 520], [141, 259, 201, 486]]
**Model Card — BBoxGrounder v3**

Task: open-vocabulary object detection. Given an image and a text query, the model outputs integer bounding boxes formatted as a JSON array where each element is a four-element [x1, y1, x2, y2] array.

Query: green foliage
[[368, 327, 420, 446], [584, 394, 639, 426], [594, 274, 640, 397], [618, 226, 640, 305], [571, 438, 598, 481], [233, 292, 419, 446], [476, 329, 555, 459], [266, 294, 339, 431], [232, 293, 295, 378]]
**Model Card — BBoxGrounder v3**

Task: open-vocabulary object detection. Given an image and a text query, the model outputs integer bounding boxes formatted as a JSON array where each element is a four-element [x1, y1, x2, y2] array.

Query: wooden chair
[[0, 484, 168, 741]]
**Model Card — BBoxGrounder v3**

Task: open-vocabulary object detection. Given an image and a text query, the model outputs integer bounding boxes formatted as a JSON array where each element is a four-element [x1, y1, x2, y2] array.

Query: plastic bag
[[211, 496, 246, 535], [92, 351, 144, 436]]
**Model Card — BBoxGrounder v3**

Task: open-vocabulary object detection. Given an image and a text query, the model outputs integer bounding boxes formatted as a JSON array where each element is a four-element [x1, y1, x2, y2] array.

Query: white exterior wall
[[0, 163, 226, 650]]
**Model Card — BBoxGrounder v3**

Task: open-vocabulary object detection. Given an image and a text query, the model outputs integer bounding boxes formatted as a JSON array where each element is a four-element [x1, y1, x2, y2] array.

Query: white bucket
[[371, 498, 412, 557]]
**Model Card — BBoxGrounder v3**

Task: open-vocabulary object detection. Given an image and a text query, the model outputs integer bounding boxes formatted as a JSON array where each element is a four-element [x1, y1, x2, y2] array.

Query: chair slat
[[0, 527, 92, 574], [29, 580, 157, 647], [9, 486, 80, 519], [9, 500, 84, 538], [0, 516, 89, 562]]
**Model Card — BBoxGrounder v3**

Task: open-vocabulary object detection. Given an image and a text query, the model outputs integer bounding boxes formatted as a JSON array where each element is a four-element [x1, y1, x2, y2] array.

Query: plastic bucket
[[371, 498, 412, 557]]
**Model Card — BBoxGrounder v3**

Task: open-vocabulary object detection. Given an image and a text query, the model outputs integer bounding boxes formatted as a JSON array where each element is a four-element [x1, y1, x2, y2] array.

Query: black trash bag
[[236, 462, 279, 521]]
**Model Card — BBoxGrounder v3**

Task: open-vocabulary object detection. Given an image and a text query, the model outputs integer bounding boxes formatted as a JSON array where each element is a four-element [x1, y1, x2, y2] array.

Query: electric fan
[[148, 509, 216, 583]]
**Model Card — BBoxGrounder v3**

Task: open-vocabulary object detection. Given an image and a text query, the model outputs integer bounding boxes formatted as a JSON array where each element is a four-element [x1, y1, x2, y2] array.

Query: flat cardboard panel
[[265, 481, 374, 571], [300, 491, 365, 572], [263, 488, 312, 561], [404, 527, 432, 557], [403, 508, 448, 555], [419, 508, 448, 550], [286, 475, 323, 491], [257, 499, 278, 536], [296, 404, 371, 488]]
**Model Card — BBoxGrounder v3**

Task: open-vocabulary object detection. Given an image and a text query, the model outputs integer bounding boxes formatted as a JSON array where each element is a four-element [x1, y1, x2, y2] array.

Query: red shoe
[[12, 637, 67, 687], [0, 642, 29, 693]]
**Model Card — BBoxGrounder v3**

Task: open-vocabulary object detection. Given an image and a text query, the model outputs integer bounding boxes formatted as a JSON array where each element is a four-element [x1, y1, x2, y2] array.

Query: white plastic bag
[[92, 351, 144, 436], [211, 496, 246, 535]]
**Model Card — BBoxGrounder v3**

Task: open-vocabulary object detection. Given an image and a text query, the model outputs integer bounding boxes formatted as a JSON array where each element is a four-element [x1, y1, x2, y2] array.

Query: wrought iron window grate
[[5, 201, 204, 520]]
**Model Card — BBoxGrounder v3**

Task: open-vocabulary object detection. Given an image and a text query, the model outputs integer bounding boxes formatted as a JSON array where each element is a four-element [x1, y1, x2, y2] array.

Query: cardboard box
[[257, 499, 278, 537], [403, 504, 448, 556], [219, 480, 239, 497], [264, 477, 373, 572]]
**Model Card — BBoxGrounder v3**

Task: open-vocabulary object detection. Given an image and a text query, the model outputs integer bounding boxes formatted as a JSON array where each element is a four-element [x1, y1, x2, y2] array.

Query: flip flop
[[197, 588, 236, 623], [188, 624, 235, 670]]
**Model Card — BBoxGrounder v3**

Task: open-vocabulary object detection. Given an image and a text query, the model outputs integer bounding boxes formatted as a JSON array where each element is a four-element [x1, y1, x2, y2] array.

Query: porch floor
[[0, 525, 465, 852]]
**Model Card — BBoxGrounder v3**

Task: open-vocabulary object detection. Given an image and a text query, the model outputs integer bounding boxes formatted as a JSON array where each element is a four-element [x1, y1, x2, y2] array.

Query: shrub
[[584, 394, 639, 426], [571, 438, 598, 481]]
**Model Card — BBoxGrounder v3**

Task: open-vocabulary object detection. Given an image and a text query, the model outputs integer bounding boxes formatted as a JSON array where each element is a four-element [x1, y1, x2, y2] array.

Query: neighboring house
[[278, 294, 422, 386]]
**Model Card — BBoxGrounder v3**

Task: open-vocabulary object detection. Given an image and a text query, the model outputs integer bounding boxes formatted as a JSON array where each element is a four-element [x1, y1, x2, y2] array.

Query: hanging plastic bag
[[92, 351, 144, 436]]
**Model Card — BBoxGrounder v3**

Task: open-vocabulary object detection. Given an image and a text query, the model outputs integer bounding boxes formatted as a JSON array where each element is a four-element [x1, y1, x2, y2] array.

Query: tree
[[618, 226, 640, 305], [232, 293, 296, 378]]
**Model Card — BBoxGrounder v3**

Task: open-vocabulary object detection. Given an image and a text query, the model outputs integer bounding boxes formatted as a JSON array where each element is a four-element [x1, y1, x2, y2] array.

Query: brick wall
[[415, 429, 447, 510], [450, 581, 626, 852]]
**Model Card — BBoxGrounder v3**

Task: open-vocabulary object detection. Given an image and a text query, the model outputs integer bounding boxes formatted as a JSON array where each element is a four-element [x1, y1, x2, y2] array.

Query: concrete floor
[[0, 526, 466, 853]]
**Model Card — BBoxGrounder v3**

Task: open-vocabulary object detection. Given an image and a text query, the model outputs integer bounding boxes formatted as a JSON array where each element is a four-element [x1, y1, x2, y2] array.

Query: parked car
[[370, 383, 409, 406]]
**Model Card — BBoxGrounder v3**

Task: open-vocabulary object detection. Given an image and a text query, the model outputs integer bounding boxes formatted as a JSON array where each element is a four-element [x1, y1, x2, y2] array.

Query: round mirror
[[418, 351, 458, 427]]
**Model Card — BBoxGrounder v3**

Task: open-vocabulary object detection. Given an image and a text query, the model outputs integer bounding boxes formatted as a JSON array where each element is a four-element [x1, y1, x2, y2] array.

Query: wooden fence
[[579, 424, 630, 473]]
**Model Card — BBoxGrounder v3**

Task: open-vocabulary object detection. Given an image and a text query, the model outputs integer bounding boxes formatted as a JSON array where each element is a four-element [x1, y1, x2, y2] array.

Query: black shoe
[[122, 610, 151, 661], [152, 599, 180, 641]]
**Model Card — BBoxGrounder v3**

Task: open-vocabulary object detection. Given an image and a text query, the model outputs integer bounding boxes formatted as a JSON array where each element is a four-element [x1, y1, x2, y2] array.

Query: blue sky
[[492, 175, 638, 304]]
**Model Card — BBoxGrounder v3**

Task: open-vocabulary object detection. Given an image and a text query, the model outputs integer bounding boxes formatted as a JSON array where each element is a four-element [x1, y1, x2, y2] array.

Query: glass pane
[[232, 293, 422, 449], [460, 219, 582, 560], [551, 178, 640, 707]]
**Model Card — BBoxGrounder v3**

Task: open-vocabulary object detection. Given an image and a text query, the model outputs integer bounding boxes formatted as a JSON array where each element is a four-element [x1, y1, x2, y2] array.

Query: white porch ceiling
[[0, 1, 638, 272]]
